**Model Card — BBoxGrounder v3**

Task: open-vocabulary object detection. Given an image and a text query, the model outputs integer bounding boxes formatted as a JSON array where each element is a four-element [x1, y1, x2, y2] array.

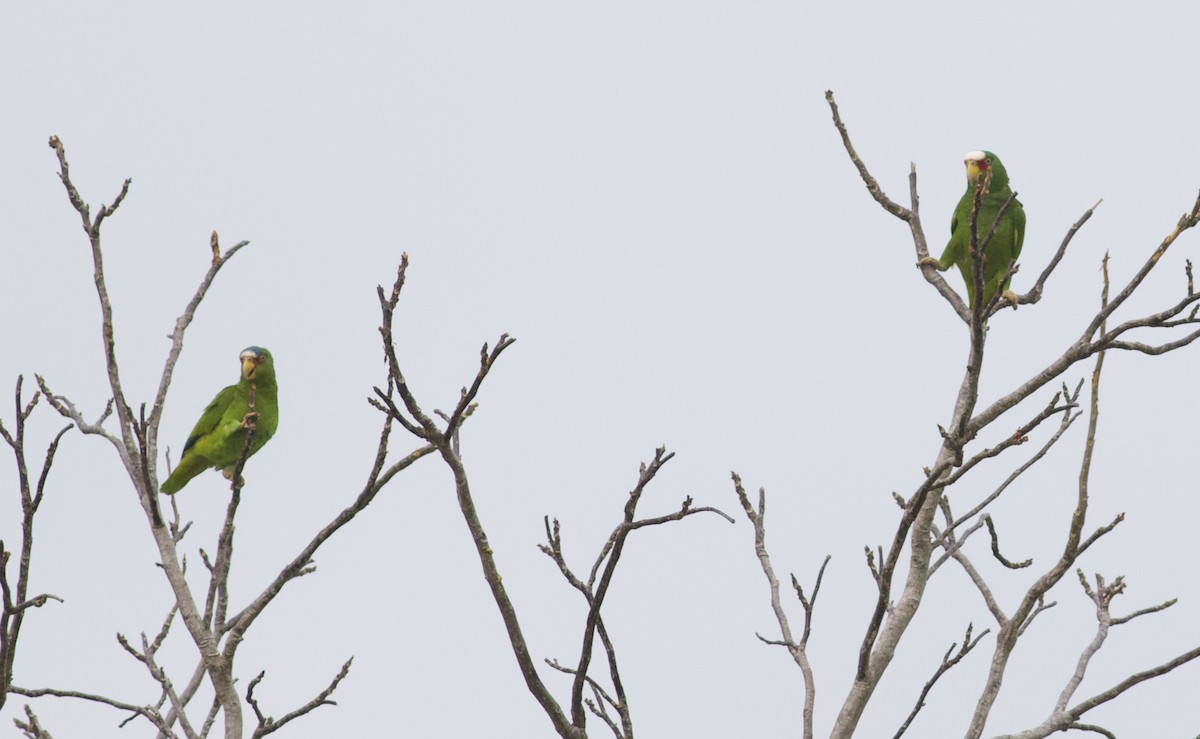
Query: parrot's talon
[[917, 256, 941, 269], [240, 411, 259, 429], [1001, 289, 1020, 309]]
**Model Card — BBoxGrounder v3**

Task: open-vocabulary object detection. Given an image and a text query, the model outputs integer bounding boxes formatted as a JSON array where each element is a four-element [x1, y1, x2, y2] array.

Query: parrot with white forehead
[[921, 150, 1025, 309], [160, 346, 279, 494]]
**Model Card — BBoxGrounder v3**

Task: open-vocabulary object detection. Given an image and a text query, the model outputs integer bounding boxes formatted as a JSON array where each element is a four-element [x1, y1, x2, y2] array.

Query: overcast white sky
[[3, 3, 1199, 737]]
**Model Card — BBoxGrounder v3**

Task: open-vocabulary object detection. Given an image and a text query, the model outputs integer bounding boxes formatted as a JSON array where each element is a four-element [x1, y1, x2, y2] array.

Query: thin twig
[[983, 515, 1031, 569], [1015, 199, 1102, 307], [14, 705, 56, 739], [11, 685, 176, 736], [247, 658, 353, 737], [733, 474, 825, 739], [893, 623, 990, 738], [377, 256, 578, 738], [824, 91, 911, 221], [1, 378, 71, 714]]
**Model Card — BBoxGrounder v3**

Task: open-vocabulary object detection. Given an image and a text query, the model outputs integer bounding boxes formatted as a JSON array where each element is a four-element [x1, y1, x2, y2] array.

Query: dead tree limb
[[246, 658, 353, 737], [893, 622, 989, 739], [1, 377, 71, 713], [539, 456, 732, 738], [1, 379, 71, 711], [731, 475, 828, 739]]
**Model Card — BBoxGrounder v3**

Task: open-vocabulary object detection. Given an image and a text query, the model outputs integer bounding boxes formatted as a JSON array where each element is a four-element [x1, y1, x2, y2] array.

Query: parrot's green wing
[[162, 383, 240, 494], [927, 192, 972, 275], [181, 384, 239, 455], [979, 192, 1025, 307]]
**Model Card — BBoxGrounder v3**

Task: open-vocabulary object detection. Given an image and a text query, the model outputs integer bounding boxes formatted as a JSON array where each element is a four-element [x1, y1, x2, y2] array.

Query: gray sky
[[3, 3, 1199, 737]]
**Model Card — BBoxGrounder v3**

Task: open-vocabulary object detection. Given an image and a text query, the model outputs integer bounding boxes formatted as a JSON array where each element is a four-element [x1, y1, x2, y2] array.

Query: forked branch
[[540, 451, 731, 735], [893, 623, 990, 739], [246, 658, 353, 737], [1, 378, 71, 713], [990, 573, 1197, 739], [376, 256, 579, 738], [732, 474, 827, 739]]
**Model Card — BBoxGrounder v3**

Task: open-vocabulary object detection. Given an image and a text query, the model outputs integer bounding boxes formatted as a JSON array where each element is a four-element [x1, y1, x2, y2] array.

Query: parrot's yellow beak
[[965, 159, 983, 181], [242, 355, 259, 380]]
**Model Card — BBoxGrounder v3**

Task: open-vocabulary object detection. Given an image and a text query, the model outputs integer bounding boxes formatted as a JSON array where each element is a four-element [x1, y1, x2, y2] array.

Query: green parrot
[[921, 150, 1026, 309], [160, 346, 278, 494]]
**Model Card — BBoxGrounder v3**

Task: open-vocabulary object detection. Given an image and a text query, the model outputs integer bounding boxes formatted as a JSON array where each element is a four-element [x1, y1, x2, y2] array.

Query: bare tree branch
[[732, 474, 826, 739], [1014, 199, 1102, 308], [1104, 330, 1200, 355], [968, 198, 1200, 438], [893, 623, 990, 739], [824, 90, 911, 222], [540, 459, 731, 739], [246, 658, 353, 737], [991, 571, 1200, 739], [11, 685, 177, 737], [14, 705, 55, 739], [936, 392, 1082, 549], [827, 91, 979, 321], [834, 286, 992, 736], [1111, 597, 1176, 627], [116, 629, 200, 739], [1, 378, 72, 713], [965, 254, 1116, 739], [1054, 572, 1120, 713], [546, 659, 625, 739], [929, 516, 985, 576], [940, 385, 1080, 489], [569, 449, 667, 729], [944, 541, 1007, 626], [376, 255, 580, 738], [1017, 596, 1057, 637], [983, 515, 1031, 569]]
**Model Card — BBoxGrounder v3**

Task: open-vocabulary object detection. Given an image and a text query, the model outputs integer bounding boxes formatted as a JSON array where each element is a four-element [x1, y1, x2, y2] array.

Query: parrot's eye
[[985, 158, 992, 165]]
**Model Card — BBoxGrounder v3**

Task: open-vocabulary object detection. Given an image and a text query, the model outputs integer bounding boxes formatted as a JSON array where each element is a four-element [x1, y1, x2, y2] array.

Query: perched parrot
[[921, 150, 1026, 309], [160, 346, 279, 494]]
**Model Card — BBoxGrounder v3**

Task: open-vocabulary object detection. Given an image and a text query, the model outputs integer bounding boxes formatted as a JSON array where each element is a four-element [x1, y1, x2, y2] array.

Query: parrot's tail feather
[[160, 454, 210, 495]]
